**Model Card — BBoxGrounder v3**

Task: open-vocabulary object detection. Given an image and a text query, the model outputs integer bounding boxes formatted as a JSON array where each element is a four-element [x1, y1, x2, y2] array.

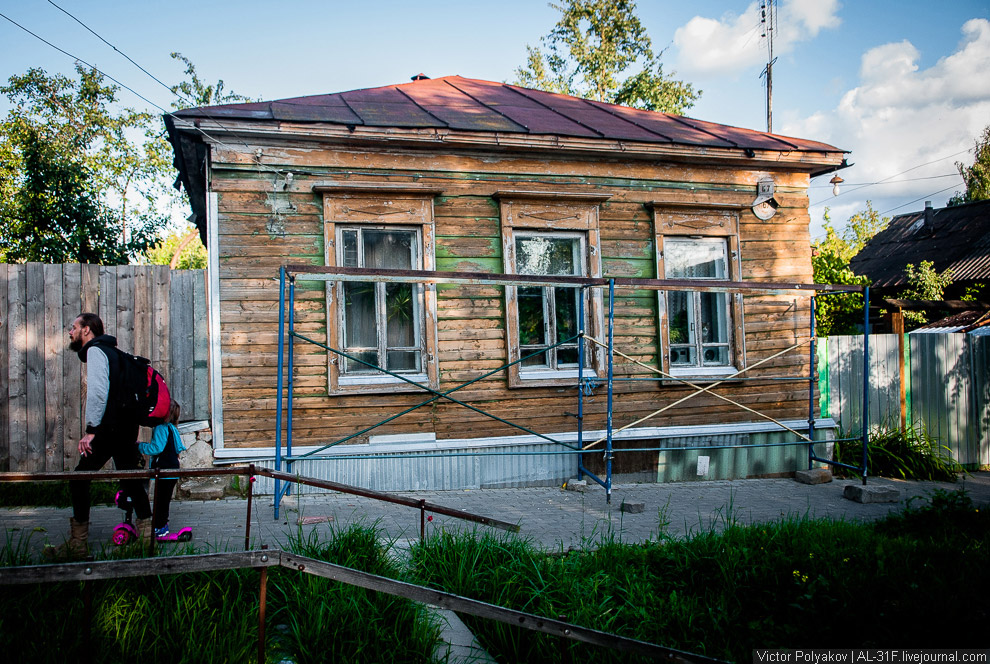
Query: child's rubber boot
[[43, 518, 89, 561]]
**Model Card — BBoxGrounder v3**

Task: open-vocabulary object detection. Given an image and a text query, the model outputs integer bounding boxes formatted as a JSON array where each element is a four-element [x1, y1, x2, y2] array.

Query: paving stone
[[794, 468, 833, 485], [843, 484, 900, 503], [620, 501, 645, 514]]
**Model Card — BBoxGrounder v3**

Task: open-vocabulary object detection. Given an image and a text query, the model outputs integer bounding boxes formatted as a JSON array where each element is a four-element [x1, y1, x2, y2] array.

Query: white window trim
[[651, 204, 746, 379], [497, 191, 608, 388], [320, 186, 440, 395]]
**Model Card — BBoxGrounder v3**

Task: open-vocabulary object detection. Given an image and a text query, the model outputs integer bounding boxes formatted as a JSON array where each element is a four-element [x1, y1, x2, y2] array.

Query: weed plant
[[409, 490, 990, 663], [0, 523, 443, 663], [836, 424, 961, 481], [267, 523, 443, 664], [0, 480, 118, 507]]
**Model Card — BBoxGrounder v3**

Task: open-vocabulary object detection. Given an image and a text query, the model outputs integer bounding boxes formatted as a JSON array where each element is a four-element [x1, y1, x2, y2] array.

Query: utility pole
[[760, 0, 777, 133]]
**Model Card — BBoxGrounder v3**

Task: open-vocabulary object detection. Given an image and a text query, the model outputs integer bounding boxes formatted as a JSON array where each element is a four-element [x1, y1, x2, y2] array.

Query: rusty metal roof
[[850, 199, 990, 289], [173, 75, 844, 154]]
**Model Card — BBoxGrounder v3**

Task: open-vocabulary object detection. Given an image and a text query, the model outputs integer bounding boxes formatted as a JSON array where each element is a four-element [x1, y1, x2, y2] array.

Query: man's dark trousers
[[70, 420, 151, 523]]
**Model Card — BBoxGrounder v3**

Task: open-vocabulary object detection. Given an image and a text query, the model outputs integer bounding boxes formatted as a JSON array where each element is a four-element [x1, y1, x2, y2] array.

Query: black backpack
[[114, 350, 172, 427]]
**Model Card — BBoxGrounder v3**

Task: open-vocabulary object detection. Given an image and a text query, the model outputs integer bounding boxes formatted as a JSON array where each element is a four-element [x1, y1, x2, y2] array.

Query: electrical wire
[[0, 6, 286, 183], [808, 172, 960, 188]]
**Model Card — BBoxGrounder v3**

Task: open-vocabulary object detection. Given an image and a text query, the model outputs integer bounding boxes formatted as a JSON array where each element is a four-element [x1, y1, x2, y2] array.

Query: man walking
[[46, 313, 153, 559]]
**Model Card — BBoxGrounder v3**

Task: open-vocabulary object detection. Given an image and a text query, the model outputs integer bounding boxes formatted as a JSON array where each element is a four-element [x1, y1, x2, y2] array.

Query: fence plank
[[170, 270, 193, 413], [98, 265, 116, 339], [62, 264, 83, 469], [44, 265, 64, 471], [25, 264, 46, 472], [0, 265, 8, 471], [133, 266, 151, 361], [154, 265, 170, 387], [116, 265, 135, 353], [193, 270, 210, 421]]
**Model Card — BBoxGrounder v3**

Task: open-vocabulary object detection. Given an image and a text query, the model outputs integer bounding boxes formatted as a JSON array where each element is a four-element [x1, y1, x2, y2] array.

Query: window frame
[[497, 191, 609, 388], [652, 204, 746, 378], [319, 185, 440, 395]]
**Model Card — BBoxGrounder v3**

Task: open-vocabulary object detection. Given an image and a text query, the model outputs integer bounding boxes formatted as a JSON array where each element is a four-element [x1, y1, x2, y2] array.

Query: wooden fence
[[0, 264, 209, 472], [819, 333, 990, 468]]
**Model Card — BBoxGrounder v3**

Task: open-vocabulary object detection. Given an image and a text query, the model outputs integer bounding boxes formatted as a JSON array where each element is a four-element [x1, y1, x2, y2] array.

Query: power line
[[808, 172, 960, 188], [810, 146, 972, 206], [0, 7, 284, 183], [879, 184, 961, 216]]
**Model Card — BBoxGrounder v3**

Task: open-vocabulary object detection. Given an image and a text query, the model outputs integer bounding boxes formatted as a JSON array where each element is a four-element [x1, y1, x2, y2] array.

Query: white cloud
[[793, 19, 990, 238], [673, 0, 842, 76]]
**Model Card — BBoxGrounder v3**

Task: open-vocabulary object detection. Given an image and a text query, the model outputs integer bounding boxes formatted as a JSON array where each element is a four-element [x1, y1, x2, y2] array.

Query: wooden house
[[165, 75, 847, 490]]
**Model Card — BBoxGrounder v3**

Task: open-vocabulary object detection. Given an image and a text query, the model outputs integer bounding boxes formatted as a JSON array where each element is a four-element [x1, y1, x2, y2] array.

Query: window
[[319, 185, 440, 394], [665, 238, 731, 367], [514, 232, 588, 372], [653, 204, 745, 376], [497, 191, 608, 387], [338, 227, 423, 376]]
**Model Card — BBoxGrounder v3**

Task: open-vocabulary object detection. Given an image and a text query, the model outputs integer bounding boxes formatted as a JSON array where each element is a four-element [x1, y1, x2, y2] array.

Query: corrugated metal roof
[[174, 75, 844, 154], [849, 199, 990, 288]]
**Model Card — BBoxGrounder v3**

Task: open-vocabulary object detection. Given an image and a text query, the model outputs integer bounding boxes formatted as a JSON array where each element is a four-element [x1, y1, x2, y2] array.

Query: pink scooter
[[111, 490, 191, 545]]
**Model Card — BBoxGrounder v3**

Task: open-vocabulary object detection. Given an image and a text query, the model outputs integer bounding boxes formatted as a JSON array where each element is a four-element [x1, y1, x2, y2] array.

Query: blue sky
[[2, 1, 989, 240]]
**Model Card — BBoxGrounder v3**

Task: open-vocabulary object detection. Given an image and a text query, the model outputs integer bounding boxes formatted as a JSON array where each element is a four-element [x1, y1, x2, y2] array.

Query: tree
[[898, 261, 954, 329], [514, 0, 699, 114], [812, 203, 889, 336], [0, 64, 167, 263], [0, 126, 157, 263], [142, 225, 207, 269], [948, 124, 990, 206]]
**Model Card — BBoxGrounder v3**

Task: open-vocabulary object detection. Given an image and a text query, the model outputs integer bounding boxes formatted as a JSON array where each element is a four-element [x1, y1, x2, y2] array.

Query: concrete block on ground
[[794, 468, 833, 485], [564, 479, 588, 493], [620, 501, 645, 514], [843, 484, 900, 503]]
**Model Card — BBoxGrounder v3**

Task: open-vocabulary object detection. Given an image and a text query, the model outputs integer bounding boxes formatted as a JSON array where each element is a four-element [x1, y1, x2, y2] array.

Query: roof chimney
[[924, 200, 934, 235], [411, 73, 430, 81]]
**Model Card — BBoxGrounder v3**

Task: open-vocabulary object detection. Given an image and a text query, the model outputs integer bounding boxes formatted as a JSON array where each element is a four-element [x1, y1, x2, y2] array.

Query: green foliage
[[0, 524, 442, 663], [0, 65, 168, 263], [812, 203, 887, 336], [410, 495, 990, 662], [168, 52, 251, 110], [514, 0, 699, 114], [270, 524, 442, 663], [141, 225, 207, 269], [898, 260, 954, 328], [836, 425, 961, 481], [948, 124, 990, 205], [0, 480, 117, 508]]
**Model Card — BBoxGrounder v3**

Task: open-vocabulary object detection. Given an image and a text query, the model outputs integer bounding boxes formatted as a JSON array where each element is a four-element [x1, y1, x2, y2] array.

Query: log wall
[[210, 143, 816, 450]]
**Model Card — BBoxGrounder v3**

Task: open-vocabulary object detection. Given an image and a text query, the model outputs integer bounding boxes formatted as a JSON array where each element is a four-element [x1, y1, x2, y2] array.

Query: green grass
[[2, 493, 987, 663], [835, 425, 962, 481], [408, 489, 990, 663], [0, 523, 443, 664], [0, 480, 118, 507]]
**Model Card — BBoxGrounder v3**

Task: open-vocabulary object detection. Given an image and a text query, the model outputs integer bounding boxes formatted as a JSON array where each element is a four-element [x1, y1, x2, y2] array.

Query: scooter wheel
[[112, 527, 133, 546]]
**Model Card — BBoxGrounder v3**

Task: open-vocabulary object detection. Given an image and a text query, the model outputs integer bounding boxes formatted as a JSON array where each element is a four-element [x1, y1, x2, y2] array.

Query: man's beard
[[69, 337, 83, 352]]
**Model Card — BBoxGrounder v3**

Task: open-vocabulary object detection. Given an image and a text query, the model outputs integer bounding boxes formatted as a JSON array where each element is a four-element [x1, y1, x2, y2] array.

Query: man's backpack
[[116, 351, 171, 426]]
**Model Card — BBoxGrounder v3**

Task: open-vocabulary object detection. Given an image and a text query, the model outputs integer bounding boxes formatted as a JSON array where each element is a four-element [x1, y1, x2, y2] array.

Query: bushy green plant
[[835, 425, 961, 481], [410, 497, 990, 662], [0, 480, 117, 507]]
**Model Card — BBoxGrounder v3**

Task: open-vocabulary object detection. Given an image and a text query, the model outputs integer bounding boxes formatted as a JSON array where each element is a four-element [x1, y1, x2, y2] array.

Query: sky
[[2, 0, 989, 241]]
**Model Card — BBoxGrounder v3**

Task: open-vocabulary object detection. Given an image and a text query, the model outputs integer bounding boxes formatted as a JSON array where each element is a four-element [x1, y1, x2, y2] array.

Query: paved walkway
[[3, 472, 989, 557]]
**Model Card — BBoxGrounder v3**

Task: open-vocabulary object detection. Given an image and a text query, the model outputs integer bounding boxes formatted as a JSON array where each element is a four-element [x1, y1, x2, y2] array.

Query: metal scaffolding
[[274, 266, 869, 515]]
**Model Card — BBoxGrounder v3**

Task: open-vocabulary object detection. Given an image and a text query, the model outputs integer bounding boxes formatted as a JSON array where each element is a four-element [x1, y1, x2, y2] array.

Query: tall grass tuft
[[269, 521, 443, 664], [836, 424, 961, 481], [409, 490, 990, 663]]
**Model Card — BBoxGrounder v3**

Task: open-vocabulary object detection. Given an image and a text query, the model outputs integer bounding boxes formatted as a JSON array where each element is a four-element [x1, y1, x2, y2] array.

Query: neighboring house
[[165, 75, 846, 490], [850, 199, 990, 300]]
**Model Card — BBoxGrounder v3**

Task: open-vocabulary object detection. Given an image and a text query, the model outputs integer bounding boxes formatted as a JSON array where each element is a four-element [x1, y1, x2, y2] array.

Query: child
[[139, 399, 186, 538]]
